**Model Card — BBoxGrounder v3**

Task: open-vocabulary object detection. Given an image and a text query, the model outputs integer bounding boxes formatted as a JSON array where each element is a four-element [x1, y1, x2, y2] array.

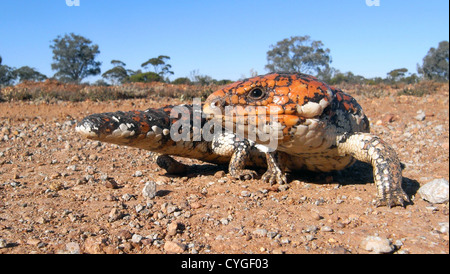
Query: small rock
[[84, 237, 105, 254], [278, 184, 289, 191], [253, 228, 268, 237], [66, 165, 78, 171], [117, 230, 133, 240], [164, 241, 186, 253], [220, 218, 229, 225], [0, 238, 7, 248], [414, 111, 426, 121], [104, 177, 118, 189], [48, 181, 63, 192], [214, 170, 226, 178], [27, 238, 41, 246], [167, 222, 179, 236], [361, 236, 394, 254], [241, 190, 251, 197], [108, 208, 124, 222], [304, 225, 318, 233], [135, 204, 144, 213], [312, 212, 323, 221], [439, 222, 449, 234], [66, 242, 81, 254], [131, 234, 143, 244], [382, 114, 395, 123], [418, 179, 449, 204], [121, 193, 133, 201], [190, 202, 203, 209], [142, 181, 157, 200], [321, 226, 334, 232], [133, 170, 143, 177], [162, 202, 179, 214]]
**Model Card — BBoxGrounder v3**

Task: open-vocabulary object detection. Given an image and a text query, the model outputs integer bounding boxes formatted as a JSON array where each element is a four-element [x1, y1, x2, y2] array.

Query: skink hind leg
[[337, 133, 410, 207]]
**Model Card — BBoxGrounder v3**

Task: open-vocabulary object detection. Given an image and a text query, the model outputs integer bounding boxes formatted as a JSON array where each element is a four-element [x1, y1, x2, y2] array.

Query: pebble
[[414, 110, 426, 121], [321, 226, 334, 232], [418, 179, 449, 204], [117, 230, 133, 240], [361, 236, 394, 254], [214, 170, 225, 178], [438, 222, 449, 234], [167, 222, 179, 236], [253, 228, 268, 237], [142, 181, 157, 200], [65, 242, 81, 254], [84, 236, 104, 254], [108, 208, 124, 222], [0, 238, 7, 248], [131, 234, 143, 244], [104, 177, 118, 189], [133, 170, 143, 177], [164, 241, 186, 253]]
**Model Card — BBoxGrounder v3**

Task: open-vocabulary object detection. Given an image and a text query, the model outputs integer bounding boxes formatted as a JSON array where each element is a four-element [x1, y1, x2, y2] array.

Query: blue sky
[[0, 0, 448, 82]]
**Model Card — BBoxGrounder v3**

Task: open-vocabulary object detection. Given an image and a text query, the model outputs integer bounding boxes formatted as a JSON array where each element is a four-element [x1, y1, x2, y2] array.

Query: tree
[[50, 33, 101, 83], [129, 71, 161, 83], [141, 55, 174, 80], [15, 66, 47, 83], [387, 68, 408, 83], [418, 41, 449, 81], [0, 56, 17, 86], [265, 35, 332, 75], [172, 77, 191, 85], [102, 60, 129, 85]]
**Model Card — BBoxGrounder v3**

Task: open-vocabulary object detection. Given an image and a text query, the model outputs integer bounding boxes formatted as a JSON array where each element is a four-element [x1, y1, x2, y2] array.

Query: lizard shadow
[[161, 161, 420, 204], [287, 160, 420, 203]]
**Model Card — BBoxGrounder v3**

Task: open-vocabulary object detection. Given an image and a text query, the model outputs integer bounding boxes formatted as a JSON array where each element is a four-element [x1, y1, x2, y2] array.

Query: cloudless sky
[[0, 0, 448, 82]]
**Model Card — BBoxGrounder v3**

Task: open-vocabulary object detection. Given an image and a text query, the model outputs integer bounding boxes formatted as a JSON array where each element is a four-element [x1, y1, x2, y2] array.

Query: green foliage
[[265, 35, 332, 75], [102, 60, 129, 85], [50, 33, 101, 83], [172, 77, 191, 85], [213, 79, 233, 85], [141, 55, 174, 79], [397, 81, 442, 97], [128, 71, 161, 83], [387, 68, 408, 82], [418, 41, 449, 81], [15, 66, 47, 83], [0, 65, 16, 86]]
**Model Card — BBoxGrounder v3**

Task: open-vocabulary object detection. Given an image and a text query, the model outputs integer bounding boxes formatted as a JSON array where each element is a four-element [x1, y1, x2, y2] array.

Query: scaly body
[[204, 73, 409, 207]]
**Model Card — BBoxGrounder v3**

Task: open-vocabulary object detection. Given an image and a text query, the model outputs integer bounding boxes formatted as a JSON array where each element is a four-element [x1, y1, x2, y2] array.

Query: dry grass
[[1, 79, 448, 103]]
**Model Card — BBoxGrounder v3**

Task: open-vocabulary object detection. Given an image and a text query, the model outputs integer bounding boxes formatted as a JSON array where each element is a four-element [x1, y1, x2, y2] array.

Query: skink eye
[[248, 88, 265, 100]]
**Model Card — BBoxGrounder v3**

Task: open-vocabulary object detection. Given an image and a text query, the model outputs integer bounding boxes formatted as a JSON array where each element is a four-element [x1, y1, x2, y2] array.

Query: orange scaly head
[[204, 73, 336, 131]]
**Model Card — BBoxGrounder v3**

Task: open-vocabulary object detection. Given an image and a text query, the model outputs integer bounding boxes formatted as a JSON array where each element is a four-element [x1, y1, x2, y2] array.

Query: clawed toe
[[374, 190, 410, 208], [261, 171, 288, 186], [231, 169, 257, 181]]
